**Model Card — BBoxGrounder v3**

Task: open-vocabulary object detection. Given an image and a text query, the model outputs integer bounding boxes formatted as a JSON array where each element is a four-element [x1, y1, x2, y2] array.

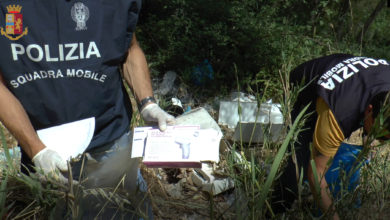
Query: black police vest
[[290, 54, 390, 138], [0, 0, 141, 149]]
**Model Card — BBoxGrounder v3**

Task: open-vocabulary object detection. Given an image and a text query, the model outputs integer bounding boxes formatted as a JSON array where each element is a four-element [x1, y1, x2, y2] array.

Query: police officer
[[272, 54, 390, 218], [0, 0, 173, 218]]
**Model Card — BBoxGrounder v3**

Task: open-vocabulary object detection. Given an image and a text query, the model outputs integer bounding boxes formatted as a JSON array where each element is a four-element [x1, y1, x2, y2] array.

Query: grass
[[1, 117, 390, 220], [2, 72, 390, 219], [220, 63, 390, 219], [0, 124, 149, 219]]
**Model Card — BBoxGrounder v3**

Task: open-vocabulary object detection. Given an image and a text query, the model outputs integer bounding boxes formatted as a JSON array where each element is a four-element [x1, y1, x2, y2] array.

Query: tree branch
[[357, 0, 386, 42]]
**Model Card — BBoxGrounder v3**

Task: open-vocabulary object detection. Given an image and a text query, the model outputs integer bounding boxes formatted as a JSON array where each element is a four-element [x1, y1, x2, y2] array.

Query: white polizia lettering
[[45, 45, 58, 62], [26, 44, 44, 62], [10, 41, 101, 62], [318, 57, 390, 90], [65, 43, 79, 61]]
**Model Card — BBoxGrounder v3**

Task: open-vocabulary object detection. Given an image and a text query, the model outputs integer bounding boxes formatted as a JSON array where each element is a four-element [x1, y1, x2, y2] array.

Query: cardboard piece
[[233, 122, 283, 143], [218, 101, 258, 129], [131, 126, 222, 168]]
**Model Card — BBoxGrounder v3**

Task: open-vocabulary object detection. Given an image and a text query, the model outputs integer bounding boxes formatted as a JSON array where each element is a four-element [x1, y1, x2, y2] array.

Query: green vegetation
[[2, 85, 390, 218], [135, 0, 390, 218], [0, 128, 147, 219], [2, 0, 390, 219], [138, 0, 390, 100]]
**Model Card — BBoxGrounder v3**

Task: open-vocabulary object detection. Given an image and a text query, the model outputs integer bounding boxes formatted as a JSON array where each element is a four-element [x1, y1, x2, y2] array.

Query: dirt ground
[[141, 166, 234, 219]]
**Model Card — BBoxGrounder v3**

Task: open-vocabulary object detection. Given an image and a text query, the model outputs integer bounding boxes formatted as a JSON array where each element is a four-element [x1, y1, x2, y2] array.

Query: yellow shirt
[[313, 97, 345, 157]]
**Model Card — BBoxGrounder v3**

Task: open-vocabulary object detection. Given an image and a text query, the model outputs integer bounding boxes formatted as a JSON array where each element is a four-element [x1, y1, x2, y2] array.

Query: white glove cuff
[[32, 147, 49, 162], [138, 96, 157, 110], [141, 102, 158, 115]]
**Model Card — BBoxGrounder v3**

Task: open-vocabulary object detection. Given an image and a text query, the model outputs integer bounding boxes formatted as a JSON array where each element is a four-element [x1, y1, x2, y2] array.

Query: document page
[[36, 117, 95, 161]]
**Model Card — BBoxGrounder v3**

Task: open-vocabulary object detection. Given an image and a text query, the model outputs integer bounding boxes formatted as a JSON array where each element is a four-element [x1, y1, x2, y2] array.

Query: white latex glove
[[32, 148, 69, 183], [141, 103, 175, 131]]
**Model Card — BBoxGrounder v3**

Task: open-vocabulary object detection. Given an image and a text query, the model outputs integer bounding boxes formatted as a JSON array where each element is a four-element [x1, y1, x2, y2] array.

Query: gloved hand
[[141, 103, 175, 131], [32, 148, 69, 183]]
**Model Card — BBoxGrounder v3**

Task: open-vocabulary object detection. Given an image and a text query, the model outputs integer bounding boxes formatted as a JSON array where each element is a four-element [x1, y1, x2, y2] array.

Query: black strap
[[138, 96, 156, 110]]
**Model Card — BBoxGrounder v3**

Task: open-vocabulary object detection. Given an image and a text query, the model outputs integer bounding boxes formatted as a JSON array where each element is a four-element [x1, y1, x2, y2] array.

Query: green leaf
[[257, 104, 310, 210], [0, 173, 8, 218], [310, 158, 321, 197]]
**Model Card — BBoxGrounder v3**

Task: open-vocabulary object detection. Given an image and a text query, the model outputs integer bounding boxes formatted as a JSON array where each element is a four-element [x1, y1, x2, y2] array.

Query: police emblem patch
[[71, 2, 89, 31], [1, 5, 28, 41]]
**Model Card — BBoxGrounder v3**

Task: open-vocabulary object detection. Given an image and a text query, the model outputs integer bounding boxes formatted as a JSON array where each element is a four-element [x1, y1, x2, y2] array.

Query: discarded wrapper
[[176, 107, 222, 133], [191, 163, 234, 195]]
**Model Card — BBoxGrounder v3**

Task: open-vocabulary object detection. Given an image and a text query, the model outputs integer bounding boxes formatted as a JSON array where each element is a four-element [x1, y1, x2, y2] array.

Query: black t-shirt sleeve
[[125, 0, 142, 49]]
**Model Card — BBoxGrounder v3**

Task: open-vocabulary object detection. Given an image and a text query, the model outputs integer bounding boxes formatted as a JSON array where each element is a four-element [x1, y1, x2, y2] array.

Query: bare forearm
[[122, 34, 153, 102], [0, 83, 45, 159], [309, 173, 333, 211], [308, 154, 340, 219]]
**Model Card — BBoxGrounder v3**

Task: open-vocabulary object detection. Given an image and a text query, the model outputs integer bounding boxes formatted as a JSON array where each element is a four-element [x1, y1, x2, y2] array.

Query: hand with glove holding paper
[[32, 148, 69, 183], [0, 79, 69, 183], [141, 101, 176, 131]]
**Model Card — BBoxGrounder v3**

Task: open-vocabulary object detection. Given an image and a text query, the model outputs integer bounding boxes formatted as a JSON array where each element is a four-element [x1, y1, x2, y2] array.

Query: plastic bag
[[325, 143, 368, 200]]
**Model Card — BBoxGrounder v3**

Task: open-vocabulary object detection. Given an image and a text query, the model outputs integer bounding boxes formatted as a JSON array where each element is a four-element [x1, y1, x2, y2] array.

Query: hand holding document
[[36, 117, 95, 161]]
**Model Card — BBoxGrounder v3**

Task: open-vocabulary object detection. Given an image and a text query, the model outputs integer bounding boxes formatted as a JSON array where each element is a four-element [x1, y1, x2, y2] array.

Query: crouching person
[[271, 54, 390, 219]]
